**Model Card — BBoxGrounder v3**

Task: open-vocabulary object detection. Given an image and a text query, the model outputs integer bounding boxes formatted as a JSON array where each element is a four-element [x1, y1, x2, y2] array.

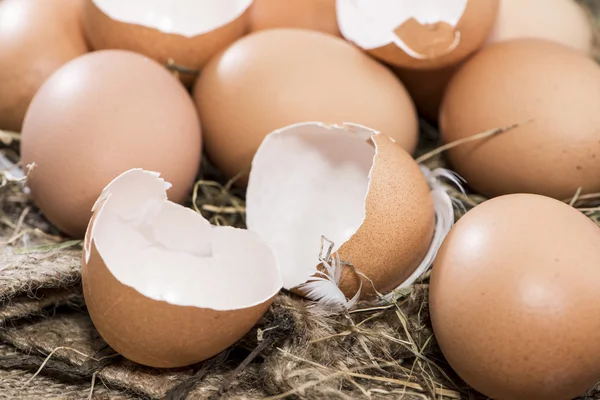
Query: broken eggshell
[[246, 122, 461, 309], [82, 169, 282, 368], [337, 0, 499, 69], [83, 0, 253, 86]]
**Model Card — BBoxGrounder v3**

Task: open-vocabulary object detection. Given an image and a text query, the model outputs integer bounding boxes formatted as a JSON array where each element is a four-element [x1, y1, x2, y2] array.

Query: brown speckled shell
[[440, 39, 600, 199], [430, 194, 600, 400], [83, 1, 250, 87], [337, 134, 435, 298], [367, 0, 499, 69], [82, 212, 276, 368]]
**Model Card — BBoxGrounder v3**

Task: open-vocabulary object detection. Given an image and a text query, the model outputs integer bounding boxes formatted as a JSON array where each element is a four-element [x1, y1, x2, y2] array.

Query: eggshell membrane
[[193, 28, 418, 184], [246, 123, 434, 300], [0, 0, 89, 131], [337, 133, 435, 297], [20, 50, 202, 238], [337, 0, 499, 69], [440, 38, 600, 199], [429, 194, 600, 400], [83, 0, 252, 87], [82, 170, 281, 368], [486, 0, 594, 55], [250, 0, 340, 36]]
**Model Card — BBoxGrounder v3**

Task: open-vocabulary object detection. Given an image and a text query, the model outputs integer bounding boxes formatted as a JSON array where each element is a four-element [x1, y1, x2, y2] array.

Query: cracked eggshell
[[249, 0, 340, 36], [193, 28, 418, 184], [246, 122, 435, 300], [83, 0, 253, 86], [337, 0, 499, 69], [82, 169, 282, 368]]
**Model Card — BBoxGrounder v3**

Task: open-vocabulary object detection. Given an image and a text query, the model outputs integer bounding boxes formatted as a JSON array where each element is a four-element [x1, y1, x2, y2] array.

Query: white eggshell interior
[[88, 169, 282, 311], [246, 122, 377, 290], [336, 0, 468, 50], [92, 0, 253, 37]]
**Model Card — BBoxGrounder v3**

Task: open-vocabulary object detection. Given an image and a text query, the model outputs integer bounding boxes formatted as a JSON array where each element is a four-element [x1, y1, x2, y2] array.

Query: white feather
[[298, 248, 362, 311], [381, 166, 464, 303]]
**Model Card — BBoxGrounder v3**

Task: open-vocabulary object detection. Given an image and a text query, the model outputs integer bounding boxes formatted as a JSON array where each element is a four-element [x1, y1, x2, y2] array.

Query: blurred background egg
[[20, 50, 202, 238], [0, 0, 89, 131], [250, 0, 340, 36], [486, 0, 595, 55], [193, 28, 418, 184], [337, 0, 499, 70], [430, 194, 600, 400], [83, 0, 253, 86], [393, 62, 462, 122], [440, 38, 600, 199]]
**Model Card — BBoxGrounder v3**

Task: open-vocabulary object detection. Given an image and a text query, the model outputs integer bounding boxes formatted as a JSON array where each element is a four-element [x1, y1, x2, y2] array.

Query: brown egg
[[336, 132, 435, 297], [440, 38, 600, 199], [83, 169, 282, 368], [83, 0, 252, 86], [430, 194, 600, 400], [337, 0, 499, 69], [246, 123, 438, 302], [21, 50, 201, 239], [393, 62, 462, 121], [249, 0, 340, 36], [486, 0, 594, 55], [193, 28, 418, 183], [0, 0, 89, 131]]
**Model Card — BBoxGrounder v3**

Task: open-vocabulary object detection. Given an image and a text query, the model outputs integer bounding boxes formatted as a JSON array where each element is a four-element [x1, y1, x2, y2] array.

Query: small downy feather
[[298, 237, 362, 311]]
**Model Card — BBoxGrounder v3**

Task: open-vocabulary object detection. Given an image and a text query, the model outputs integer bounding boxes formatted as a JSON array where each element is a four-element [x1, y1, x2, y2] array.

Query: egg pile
[[3, 0, 600, 398]]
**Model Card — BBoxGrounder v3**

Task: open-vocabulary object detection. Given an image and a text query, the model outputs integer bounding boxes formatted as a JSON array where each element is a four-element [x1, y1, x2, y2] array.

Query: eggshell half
[[486, 0, 594, 55], [83, 0, 252, 86], [246, 122, 435, 301], [440, 38, 600, 199], [194, 28, 418, 184], [250, 0, 340, 36], [0, 0, 89, 131], [430, 193, 600, 400], [337, 0, 499, 69], [82, 169, 282, 368], [21, 50, 202, 238]]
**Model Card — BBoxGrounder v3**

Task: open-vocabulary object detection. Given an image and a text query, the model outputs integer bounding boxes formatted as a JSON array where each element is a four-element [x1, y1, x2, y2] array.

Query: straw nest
[[1, 5, 600, 399]]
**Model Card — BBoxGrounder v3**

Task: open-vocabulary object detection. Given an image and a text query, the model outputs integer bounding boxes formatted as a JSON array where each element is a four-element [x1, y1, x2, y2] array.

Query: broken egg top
[[247, 123, 373, 289], [88, 169, 282, 310], [91, 0, 253, 37]]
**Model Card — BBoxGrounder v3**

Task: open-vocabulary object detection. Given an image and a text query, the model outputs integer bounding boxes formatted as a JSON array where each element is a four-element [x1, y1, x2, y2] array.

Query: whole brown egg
[[486, 0, 594, 55], [21, 50, 202, 238], [193, 28, 418, 183], [440, 38, 600, 199], [0, 0, 89, 131], [430, 194, 600, 400]]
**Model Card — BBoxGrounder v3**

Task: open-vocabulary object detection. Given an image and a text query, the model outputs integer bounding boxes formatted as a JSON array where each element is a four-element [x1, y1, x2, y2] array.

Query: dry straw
[[3, 123, 600, 399]]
